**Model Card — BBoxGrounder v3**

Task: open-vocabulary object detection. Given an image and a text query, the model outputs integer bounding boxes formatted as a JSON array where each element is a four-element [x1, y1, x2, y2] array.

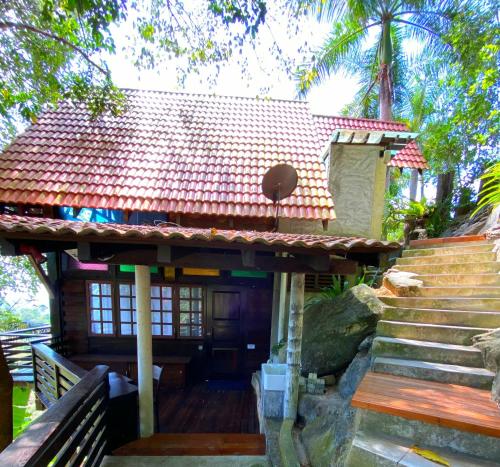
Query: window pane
[[120, 297, 131, 309], [162, 299, 172, 311], [102, 309, 113, 321], [91, 309, 101, 321], [192, 300, 201, 312], [132, 298, 136, 309], [191, 314, 201, 324], [163, 325, 173, 336], [180, 288, 190, 298], [180, 300, 190, 312], [179, 325, 190, 337], [91, 296, 100, 309], [121, 324, 132, 335], [133, 311, 137, 322], [91, 322, 102, 334], [131, 285, 136, 294], [152, 324, 161, 335], [102, 323, 113, 334], [162, 287, 172, 298], [151, 286, 160, 298], [180, 313, 190, 324], [121, 310, 131, 322], [119, 284, 130, 295], [133, 324, 137, 335], [162, 312, 172, 324], [192, 326, 202, 337], [101, 296, 112, 309], [191, 288, 202, 299], [152, 312, 160, 323], [101, 284, 111, 295], [151, 299, 161, 311], [91, 283, 100, 295]]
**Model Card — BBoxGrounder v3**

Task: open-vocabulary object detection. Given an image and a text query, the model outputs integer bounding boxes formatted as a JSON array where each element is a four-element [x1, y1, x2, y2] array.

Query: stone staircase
[[373, 236, 499, 389], [347, 235, 500, 466]]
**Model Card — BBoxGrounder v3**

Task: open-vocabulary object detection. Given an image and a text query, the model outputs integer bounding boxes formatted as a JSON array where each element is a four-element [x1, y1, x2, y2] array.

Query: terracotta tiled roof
[[0, 90, 335, 221], [312, 115, 428, 170], [0, 214, 401, 252]]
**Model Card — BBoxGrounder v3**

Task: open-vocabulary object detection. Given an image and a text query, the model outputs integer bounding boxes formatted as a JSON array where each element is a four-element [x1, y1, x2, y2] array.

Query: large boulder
[[473, 328, 500, 403], [301, 284, 383, 376]]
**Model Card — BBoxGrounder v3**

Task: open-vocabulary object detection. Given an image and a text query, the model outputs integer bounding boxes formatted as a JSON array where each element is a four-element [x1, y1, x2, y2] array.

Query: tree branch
[[0, 21, 108, 75]]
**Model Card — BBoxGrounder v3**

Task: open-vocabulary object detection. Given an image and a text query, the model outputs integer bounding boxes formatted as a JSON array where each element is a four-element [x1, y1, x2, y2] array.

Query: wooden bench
[[352, 371, 500, 438]]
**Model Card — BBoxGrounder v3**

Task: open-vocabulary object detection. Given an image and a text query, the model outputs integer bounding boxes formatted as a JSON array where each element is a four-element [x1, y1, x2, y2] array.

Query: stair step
[[372, 357, 494, 388], [416, 274, 500, 287], [403, 243, 494, 257], [347, 431, 498, 467], [380, 296, 500, 312], [372, 336, 484, 367], [417, 286, 500, 298], [377, 320, 490, 345], [410, 235, 488, 249], [394, 261, 500, 275], [397, 251, 496, 265], [112, 434, 266, 457], [382, 306, 500, 328], [102, 456, 270, 466]]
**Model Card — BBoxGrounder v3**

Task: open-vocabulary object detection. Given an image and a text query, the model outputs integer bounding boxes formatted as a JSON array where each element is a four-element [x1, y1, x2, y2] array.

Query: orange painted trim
[[410, 234, 486, 248]]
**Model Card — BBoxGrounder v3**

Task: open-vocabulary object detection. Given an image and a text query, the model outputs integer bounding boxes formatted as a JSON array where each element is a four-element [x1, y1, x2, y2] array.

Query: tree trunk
[[409, 169, 419, 201], [0, 344, 13, 452], [283, 273, 305, 420], [378, 21, 393, 121], [436, 171, 454, 205]]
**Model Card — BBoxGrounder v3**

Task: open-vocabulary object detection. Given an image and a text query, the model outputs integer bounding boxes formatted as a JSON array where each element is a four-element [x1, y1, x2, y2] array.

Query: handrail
[[32, 343, 87, 407], [0, 325, 51, 336], [0, 365, 110, 467]]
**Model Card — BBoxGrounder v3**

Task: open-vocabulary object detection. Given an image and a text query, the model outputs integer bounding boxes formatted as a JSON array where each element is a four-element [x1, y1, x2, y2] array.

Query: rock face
[[301, 285, 383, 376], [473, 328, 500, 403], [382, 270, 423, 296], [299, 337, 374, 466]]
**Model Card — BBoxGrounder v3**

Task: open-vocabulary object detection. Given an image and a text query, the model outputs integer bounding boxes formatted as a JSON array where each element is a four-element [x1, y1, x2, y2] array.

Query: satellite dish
[[261, 164, 298, 231], [262, 164, 298, 202]]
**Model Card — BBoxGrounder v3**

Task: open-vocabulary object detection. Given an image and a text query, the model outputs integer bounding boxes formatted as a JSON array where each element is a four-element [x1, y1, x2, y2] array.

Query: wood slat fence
[[0, 344, 110, 467], [0, 326, 58, 383]]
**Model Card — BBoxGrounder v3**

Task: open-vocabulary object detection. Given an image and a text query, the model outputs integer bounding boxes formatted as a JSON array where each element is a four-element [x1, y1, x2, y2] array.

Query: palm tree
[[296, 0, 458, 121]]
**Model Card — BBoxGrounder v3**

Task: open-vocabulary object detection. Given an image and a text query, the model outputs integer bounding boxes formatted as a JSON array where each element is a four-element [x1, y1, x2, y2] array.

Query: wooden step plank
[[113, 433, 266, 456], [352, 372, 500, 438]]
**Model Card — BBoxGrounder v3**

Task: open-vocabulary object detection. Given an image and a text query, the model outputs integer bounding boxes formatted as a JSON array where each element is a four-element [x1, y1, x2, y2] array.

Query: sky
[[102, 3, 361, 116]]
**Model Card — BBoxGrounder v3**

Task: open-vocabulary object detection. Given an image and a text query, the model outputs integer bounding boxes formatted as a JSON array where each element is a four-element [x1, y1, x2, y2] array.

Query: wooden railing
[[0, 364, 110, 467], [32, 343, 87, 408], [0, 326, 56, 382]]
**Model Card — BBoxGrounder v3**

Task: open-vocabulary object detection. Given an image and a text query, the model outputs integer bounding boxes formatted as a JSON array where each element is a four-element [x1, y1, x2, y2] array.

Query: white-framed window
[[88, 282, 114, 335]]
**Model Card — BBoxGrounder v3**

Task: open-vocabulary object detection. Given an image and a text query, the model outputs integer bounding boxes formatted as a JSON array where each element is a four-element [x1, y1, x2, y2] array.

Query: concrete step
[[416, 274, 500, 287], [101, 456, 270, 466], [356, 410, 500, 464], [372, 357, 494, 389], [397, 251, 496, 265], [372, 336, 485, 367], [347, 430, 499, 467], [394, 261, 500, 275], [381, 306, 500, 328], [403, 243, 494, 257], [377, 320, 491, 345], [380, 296, 500, 312], [416, 286, 500, 298]]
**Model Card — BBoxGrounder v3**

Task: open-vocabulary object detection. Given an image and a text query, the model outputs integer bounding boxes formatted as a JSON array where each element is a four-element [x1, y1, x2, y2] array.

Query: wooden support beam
[[0, 238, 16, 256], [157, 245, 171, 263], [0, 344, 13, 452], [241, 250, 256, 267], [283, 273, 305, 420], [294, 254, 330, 272], [28, 256, 55, 299], [77, 242, 91, 262]]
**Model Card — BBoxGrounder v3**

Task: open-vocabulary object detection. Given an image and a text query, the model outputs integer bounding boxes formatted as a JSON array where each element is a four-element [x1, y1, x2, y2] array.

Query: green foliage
[[472, 161, 500, 217], [0, 310, 27, 331], [13, 386, 42, 438], [271, 338, 286, 356]]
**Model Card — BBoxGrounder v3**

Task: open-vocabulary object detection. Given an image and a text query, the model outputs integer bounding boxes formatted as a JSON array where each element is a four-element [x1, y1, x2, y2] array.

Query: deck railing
[[32, 343, 87, 407], [0, 364, 110, 467], [0, 325, 58, 382]]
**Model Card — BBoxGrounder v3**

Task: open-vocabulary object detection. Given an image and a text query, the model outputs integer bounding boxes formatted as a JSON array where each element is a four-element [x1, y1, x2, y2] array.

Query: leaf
[[410, 446, 451, 466]]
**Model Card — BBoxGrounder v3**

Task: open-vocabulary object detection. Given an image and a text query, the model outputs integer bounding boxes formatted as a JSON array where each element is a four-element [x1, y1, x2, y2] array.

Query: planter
[[261, 363, 286, 418]]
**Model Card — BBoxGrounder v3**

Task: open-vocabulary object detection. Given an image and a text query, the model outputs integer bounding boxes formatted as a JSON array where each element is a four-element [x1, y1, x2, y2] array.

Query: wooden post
[[0, 344, 13, 452], [283, 272, 305, 420], [135, 265, 154, 438]]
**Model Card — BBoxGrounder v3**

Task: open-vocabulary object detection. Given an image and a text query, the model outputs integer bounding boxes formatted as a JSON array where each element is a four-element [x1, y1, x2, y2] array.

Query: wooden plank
[[352, 372, 500, 438]]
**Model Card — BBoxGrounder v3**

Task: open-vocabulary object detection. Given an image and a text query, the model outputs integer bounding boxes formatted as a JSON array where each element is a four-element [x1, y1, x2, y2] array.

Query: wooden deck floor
[[352, 372, 500, 438], [158, 381, 259, 434]]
